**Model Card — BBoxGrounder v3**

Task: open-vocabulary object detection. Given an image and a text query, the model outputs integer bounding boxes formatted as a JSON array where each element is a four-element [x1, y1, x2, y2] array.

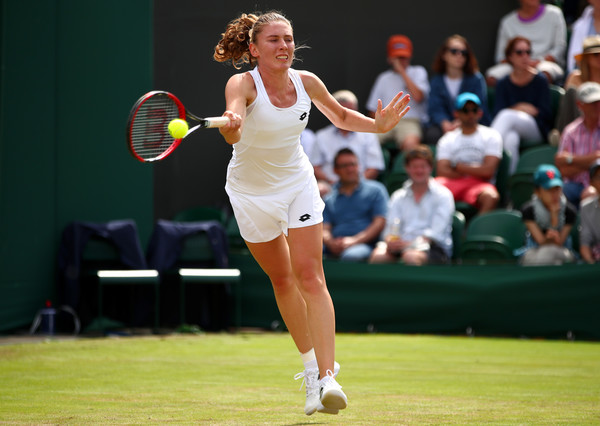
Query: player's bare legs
[[287, 223, 336, 378], [246, 224, 345, 414], [288, 224, 345, 413], [245, 224, 336, 377], [245, 235, 313, 355]]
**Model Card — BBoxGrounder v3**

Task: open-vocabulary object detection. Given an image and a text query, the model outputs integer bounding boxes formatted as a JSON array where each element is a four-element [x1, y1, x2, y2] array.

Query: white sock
[[300, 348, 318, 370]]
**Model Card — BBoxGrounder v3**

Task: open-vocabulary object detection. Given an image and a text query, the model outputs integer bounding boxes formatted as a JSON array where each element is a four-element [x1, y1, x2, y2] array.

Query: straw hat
[[574, 35, 600, 62]]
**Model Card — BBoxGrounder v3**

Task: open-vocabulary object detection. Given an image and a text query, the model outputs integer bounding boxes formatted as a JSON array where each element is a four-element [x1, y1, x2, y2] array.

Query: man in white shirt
[[369, 145, 455, 265], [366, 34, 430, 152], [435, 93, 503, 214], [310, 90, 385, 197]]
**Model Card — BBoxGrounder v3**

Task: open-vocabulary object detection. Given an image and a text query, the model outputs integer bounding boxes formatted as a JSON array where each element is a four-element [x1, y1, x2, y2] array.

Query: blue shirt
[[428, 72, 491, 126], [323, 179, 389, 241]]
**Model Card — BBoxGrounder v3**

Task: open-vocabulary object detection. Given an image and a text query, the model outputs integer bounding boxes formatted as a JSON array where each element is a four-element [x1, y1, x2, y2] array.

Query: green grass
[[0, 333, 599, 424]]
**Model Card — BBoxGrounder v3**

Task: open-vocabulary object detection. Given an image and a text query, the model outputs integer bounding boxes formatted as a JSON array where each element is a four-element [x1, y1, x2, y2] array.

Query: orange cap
[[387, 35, 412, 58]]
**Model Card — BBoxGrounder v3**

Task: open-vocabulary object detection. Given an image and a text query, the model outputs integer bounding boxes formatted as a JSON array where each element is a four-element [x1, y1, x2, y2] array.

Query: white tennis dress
[[225, 67, 324, 243]]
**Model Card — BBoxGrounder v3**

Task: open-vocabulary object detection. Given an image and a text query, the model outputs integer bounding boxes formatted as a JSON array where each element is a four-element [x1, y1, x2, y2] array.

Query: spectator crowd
[[302, 0, 600, 265]]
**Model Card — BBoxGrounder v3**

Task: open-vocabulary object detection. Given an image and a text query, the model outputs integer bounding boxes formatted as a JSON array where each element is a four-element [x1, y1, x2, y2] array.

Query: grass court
[[0, 332, 598, 424]]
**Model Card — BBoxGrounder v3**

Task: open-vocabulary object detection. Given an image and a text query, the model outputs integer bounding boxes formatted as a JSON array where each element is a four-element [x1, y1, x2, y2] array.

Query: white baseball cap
[[577, 82, 600, 104]]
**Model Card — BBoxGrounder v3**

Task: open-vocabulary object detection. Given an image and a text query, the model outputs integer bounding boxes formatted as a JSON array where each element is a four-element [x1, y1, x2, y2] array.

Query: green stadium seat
[[514, 145, 557, 174], [508, 173, 535, 211], [384, 152, 408, 194], [495, 149, 512, 206], [454, 202, 478, 223], [377, 147, 392, 184], [459, 209, 526, 264], [508, 145, 558, 209]]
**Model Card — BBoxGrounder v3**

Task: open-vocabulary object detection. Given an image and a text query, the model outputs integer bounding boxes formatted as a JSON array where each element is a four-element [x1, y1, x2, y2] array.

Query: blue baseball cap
[[455, 92, 481, 110], [534, 164, 563, 189]]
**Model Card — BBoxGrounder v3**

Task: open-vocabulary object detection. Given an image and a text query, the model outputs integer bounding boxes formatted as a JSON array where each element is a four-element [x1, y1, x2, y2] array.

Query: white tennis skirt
[[226, 176, 324, 243]]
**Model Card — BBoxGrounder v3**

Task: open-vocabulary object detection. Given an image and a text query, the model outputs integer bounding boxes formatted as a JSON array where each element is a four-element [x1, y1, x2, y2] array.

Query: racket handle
[[204, 117, 230, 128]]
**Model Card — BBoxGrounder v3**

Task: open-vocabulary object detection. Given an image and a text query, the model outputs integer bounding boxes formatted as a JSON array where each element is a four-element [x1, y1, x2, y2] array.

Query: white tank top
[[226, 67, 313, 195]]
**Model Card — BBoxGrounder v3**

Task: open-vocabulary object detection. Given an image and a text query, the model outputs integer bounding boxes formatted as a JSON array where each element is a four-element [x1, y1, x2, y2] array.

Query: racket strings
[[130, 96, 181, 160]]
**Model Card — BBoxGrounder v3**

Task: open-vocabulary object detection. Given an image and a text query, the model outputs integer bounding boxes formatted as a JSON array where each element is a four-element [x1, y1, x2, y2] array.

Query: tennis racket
[[126, 91, 229, 163]]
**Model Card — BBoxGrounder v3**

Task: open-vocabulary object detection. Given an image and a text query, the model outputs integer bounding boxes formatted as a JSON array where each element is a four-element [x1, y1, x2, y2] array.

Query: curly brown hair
[[431, 34, 479, 75], [213, 12, 293, 69]]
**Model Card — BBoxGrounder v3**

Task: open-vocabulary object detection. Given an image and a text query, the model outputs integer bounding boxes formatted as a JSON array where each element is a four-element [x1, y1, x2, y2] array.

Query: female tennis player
[[213, 11, 410, 415]]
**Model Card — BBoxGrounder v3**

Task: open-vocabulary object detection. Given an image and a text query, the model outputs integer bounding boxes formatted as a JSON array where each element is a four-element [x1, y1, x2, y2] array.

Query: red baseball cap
[[387, 35, 413, 58]]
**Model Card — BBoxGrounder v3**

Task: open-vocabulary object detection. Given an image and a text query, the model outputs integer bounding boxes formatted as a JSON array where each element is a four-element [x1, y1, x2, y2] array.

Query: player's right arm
[[220, 72, 256, 145]]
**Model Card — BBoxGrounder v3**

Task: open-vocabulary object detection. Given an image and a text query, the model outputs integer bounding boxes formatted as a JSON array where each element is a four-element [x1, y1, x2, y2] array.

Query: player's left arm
[[300, 71, 409, 134]]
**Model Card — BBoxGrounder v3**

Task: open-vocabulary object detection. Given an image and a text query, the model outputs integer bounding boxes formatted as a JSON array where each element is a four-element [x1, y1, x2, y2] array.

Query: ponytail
[[213, 11, 293, 69], [213, 13, 258, 69]]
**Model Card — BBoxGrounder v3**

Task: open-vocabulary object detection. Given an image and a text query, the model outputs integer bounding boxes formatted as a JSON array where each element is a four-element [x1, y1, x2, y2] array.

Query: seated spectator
[[555, 82, 600, 208], [366, 34, 430, 152], [426, 34, 490, 145], [486, 0, 567, 86], [555, 35, 600, 134], [435, 92, 503, 215], [519, 164, 577, 265], [310, 90, 385, 197], [322, 148, 389, 262], [369, 145, 455, 266], [490, 36, 552, 174], [579, 160, 600, 263], [566, 1, 600, 74]]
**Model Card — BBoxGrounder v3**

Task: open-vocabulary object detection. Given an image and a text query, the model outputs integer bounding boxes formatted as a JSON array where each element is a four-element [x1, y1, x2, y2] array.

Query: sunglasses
[[335, 161, 358, 169], [459, 106, 480, 114], [448, 48, 468, 57], [513, 49, 532, 56]]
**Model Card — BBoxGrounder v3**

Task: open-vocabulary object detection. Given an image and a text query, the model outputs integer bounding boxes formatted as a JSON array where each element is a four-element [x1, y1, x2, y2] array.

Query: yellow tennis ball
[[168, 119, 189, 139]]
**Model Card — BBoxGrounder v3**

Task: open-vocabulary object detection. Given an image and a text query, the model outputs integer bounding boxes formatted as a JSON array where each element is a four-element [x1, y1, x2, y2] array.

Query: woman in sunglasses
[[485, 0, 566, 87], [491, 36, 552, 174], [426, 34, 490, 145]]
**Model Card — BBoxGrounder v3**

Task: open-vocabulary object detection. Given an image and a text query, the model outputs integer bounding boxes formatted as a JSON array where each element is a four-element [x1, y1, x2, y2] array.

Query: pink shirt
[[558, 117, 600, 187]]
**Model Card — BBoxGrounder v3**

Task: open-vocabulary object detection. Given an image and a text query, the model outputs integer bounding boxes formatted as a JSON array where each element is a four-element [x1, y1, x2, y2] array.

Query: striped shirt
[[558, 117, 600, 187]]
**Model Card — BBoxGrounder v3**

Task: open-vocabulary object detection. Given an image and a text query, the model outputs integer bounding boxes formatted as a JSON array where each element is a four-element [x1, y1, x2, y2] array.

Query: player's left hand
[[374, 92, 410, 133]]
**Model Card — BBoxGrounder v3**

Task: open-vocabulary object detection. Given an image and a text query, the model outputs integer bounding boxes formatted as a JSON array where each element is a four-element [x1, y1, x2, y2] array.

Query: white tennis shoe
[[319, 370, 347, 413], [294, 361, 340, 415]]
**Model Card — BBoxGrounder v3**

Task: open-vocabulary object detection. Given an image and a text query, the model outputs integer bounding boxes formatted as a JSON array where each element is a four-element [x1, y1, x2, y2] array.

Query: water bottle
[[40, 300, 56, 335]]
